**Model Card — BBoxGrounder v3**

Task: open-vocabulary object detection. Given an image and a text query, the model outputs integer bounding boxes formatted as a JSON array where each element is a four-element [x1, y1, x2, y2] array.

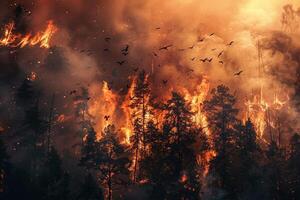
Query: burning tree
[[129, 70, 152, 182]]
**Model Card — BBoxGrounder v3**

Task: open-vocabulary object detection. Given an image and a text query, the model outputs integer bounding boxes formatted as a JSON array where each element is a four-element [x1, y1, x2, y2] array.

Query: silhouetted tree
[[77, 173, 104, 200], [203, 85, 239, 199], [16, 79, 35, 108], [0, 137, 9, 194], [144, 92, 201, 200], [130, 70, 151, 182], [80, 127, 98, 169], [96, 125, 131, 200], [264, 140, 288, 200], [287, 133, 300, 199], [40, 147, 70, 200]]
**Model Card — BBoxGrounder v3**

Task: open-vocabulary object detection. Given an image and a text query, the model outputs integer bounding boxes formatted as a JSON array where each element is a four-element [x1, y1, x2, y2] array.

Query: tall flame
[[0, 20, 57, 49]]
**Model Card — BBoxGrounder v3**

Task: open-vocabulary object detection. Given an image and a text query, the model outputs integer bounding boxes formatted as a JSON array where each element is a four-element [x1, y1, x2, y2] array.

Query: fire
[[244, 90, 289, 140], [0, 20, 57, 49], [183, 77, 211, 136], [88, 81, 118, 138], [120, 76, 137, 144]]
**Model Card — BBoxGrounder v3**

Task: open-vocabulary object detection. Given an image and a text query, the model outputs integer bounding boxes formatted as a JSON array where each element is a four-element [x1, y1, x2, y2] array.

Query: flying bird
[[200, 58, 207, 63], [133, 67, 139, 72], [198, 37, 205, 42], [117, 60, 126, 65], [104, 115, 110, 121], [69, 90, 77, 95], [159, 44, 173, 51], [218, 51, 224, 57], [188, 45, 195, 49], [234, 70, 243, 76], [122, 45, 129, 52], [227, 41, 234, 46], [162, 80, 168, 85]]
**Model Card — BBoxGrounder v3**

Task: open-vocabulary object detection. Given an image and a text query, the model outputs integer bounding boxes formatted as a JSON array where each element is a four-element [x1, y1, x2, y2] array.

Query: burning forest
[[0, 0, 300, 200]]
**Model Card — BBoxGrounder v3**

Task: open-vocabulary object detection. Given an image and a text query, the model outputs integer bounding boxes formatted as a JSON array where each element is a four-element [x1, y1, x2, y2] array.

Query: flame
[[0, 21, 57, 49], [120, 76, 137, 144], [183, 77, 211, 136], [88, 81, 118, 138], [244, 90, 289, 140]]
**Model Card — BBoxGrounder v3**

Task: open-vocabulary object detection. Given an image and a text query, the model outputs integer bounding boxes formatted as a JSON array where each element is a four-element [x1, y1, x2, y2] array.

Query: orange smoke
[[0, 20, 57, 49]]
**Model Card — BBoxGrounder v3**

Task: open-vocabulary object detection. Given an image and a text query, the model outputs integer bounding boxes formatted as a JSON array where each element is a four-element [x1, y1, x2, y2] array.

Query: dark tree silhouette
[[96, 125, 131, 200], [77, 173, 104, 200], [203, 85, 240, 199], [129, 70, 151, 182]]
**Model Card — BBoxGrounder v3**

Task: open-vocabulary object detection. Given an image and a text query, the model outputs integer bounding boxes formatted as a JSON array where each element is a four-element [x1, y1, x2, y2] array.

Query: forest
[[0, 70, 300, 200], [0, 0, 300, 200]]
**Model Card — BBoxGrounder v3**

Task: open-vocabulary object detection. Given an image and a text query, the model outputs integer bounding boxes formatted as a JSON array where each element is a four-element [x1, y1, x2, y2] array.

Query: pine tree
[[287, 133, 300, 199], [96, 125, 131, 200], [264, 140, 288, 200], [232, 119, 264, 199], [40, 147, 70, 200], [77, 173, 104, 200], [203, 85, 239, 199], [0, 137, 9, 194], [130, 70, 151, 182], [161, 92, 200, 199], [80, 127, 98, 169], [16, 79, 35, 108]]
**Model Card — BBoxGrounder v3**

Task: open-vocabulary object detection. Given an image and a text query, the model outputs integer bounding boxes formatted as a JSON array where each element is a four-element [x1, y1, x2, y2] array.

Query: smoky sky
[[0, 0, 300, 145]]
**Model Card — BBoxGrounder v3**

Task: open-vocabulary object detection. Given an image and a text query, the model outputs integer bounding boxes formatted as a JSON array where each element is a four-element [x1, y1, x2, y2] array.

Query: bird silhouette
[[159, 44, 173, 51], [104, 115, 110, 121], [198, 37, 205, 42], [218, 51, 224, 57], [227, 41, 234, 46], [133, 67, 139, 72], [122, 45, 129, 52], [117, 60, 126, 65], [69, 90, 77, 95], [200, 58, 207, 63], [188, 45, 195, 49], [234, 70, 243, 76]]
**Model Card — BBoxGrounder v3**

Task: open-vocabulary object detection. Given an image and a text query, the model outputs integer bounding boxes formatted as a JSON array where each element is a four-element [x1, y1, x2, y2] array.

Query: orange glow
[[0, 21, 57, 49], [88, 81, 118, 138]]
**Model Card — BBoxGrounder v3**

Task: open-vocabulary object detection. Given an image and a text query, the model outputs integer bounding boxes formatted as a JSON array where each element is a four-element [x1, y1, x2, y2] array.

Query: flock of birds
[[75, 29, 243, 82], [69, 30, 244, 122]]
